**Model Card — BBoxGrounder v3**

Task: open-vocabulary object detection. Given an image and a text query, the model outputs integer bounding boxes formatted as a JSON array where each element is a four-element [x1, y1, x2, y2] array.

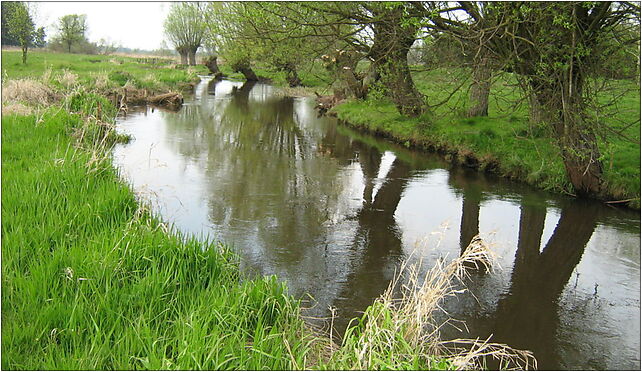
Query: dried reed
[[325, 235, 536, 370], [1, 78, 55, 106]]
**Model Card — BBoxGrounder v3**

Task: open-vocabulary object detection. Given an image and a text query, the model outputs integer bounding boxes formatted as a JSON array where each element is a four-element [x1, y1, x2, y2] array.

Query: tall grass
[[2, 108, 322, 370], [321, 237, 535, 370]]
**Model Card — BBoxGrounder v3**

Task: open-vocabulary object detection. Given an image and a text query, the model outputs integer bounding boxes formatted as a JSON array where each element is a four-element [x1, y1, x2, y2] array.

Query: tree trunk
[[21, 45, 27, 64], [322, 50, 367, 99], [205, 56, 223, 80], [188, 48, 197, 66], [285, 67, 302, 87], [467, 53, 492, 117], [179, 52, 188, 65], [232, 60, 259, 81], [532, 77, 603, 197], [369, 7, 426, 117], [339, 67, 366, 99], [376, 53, 426, 117], [528, 93, 544, 126]]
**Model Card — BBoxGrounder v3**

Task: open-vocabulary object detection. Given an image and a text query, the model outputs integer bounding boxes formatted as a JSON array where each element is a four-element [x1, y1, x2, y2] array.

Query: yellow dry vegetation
[[1, 78, 56, 106]]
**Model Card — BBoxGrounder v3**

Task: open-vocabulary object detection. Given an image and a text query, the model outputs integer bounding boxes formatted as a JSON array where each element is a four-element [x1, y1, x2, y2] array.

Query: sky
[[33, 2, 173, 51]]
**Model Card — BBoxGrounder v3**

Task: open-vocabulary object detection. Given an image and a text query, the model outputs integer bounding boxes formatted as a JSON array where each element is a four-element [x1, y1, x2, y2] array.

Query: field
[[2, 51, 208, 94]]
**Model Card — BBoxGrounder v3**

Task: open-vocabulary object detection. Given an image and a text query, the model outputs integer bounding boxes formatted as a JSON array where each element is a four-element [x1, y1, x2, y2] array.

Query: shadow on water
[[114, 77, 640, 370]]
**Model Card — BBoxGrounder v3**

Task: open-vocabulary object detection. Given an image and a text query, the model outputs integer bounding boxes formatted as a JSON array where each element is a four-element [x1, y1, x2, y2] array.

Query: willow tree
[[252, 2, 436, 117], [219, 2, 357, 87], [431, 2, 505, 117], [164, 2, 207, 65], [490, 2, 640, 197]]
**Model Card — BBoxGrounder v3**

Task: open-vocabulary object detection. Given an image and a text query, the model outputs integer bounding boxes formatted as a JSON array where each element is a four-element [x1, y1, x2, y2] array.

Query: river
[[113, 77, 640, 370]]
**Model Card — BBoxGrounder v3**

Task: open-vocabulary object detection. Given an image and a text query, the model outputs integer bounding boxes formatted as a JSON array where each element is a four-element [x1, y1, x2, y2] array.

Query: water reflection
[[492, 199, 598, 369], [114, 77, 640, 370]]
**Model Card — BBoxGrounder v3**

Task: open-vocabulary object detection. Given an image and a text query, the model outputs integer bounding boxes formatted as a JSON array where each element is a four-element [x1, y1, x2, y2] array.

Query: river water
[[113, 77, 640, 370]]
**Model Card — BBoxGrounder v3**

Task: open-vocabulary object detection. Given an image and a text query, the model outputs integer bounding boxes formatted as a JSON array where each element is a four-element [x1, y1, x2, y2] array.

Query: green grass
[[1, 51, 208, 93], [334, 67, 641, 207], [1, 108, 322, 370]]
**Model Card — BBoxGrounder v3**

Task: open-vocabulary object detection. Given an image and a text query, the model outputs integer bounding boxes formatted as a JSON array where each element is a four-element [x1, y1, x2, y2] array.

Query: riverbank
[[331, 68, 640, 209], [2, 106, 328, 369], [3, 51, 522, 369]]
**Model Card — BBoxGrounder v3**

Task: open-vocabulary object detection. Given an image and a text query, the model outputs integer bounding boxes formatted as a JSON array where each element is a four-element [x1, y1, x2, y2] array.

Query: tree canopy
[[53, 14, 88, 53], [2, 2, 38, 64], [164, 2, 208, 65]]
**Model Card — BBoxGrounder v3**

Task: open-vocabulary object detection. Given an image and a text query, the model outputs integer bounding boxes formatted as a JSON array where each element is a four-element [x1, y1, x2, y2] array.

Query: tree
[[1, 2, 22, 45], [6, 2, 35, 64], [33, 26, 45, 48], [231, 2, 433, 117], [164, 2, 207, 65], [431, 2, 506, 118], [487, 2, 639, 197], [55, 14, 88, 53]]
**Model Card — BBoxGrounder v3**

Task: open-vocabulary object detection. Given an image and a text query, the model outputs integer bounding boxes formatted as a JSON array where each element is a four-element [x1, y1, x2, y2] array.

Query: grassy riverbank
[[1, 107, 323, 369], [333, 67, 641, 208], [4, 51, 521, 370]]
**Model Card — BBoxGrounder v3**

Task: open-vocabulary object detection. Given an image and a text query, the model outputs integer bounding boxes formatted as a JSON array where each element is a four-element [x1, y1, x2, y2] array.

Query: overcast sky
[[33, 2, 172, 50]]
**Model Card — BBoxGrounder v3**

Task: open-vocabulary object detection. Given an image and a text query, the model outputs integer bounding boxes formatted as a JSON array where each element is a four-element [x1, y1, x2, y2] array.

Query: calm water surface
[[114, 77, 640, 370]]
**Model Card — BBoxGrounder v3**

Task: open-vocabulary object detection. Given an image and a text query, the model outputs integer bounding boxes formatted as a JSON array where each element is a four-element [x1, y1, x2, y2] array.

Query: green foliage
[[4, 2, 35, 64], [33, 26, 45, 48], [66, 91, 117, 121], [51, 14, 88, 53], [107, 70, 132, 86], [1, 2, 23, 46]]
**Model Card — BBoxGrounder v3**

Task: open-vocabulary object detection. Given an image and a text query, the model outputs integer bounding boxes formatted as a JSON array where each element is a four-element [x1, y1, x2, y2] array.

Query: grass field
[[334, 67, 641, 208], [2, 51, 208, 93]]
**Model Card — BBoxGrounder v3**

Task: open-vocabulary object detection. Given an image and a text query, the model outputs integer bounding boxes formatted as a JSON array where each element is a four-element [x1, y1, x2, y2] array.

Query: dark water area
[[114, 77, 640, 370]]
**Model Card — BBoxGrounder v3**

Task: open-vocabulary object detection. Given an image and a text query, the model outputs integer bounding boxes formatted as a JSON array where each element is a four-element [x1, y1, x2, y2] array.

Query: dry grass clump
[[58, 70, 79, 88], [93, 71, 111, 91], [41, 66, 54, 84], [2, 102, 33, 115], [324, 236, 536, 370], [1, 78, 56, 106]]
